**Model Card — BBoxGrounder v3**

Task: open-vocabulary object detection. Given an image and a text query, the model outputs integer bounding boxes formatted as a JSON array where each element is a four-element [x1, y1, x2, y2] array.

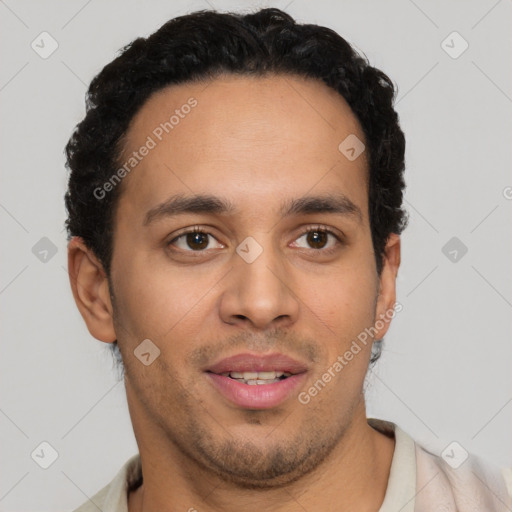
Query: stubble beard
[[164, 398, 359, 490]]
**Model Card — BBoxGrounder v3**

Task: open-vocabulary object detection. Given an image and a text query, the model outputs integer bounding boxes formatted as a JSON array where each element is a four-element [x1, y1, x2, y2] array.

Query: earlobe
[[374, 233, 401, 339], [67, 236, 117, 343]]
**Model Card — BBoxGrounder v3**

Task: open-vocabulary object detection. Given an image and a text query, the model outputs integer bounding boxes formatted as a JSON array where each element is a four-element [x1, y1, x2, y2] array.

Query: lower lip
[[206, 372, 307, 410]]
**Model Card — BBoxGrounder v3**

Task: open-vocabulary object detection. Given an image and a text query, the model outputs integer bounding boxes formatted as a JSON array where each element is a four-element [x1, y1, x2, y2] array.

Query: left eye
[[291, 228, 340, 251]]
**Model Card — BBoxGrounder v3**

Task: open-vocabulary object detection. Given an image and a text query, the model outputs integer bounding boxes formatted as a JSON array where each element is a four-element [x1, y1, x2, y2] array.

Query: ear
[[373, 233, 401, 340], [67, 236, 116, 343]]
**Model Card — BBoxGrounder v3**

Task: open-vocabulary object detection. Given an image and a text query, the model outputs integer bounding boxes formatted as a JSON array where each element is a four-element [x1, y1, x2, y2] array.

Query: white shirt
[[73, 418, 512, 511]]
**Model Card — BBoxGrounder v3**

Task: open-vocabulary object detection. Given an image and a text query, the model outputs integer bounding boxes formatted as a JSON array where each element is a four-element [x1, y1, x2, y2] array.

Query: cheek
[[111, 252, 220, 346], [299, 273, 377, 407], [301, 264, 378, 342]]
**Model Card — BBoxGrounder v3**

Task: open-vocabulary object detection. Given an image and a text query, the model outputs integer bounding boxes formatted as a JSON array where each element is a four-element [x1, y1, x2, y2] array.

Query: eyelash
[[167, 225, 344, 256]]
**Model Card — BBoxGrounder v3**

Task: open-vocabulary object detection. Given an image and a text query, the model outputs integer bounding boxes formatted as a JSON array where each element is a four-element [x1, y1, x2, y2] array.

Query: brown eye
[[306, 230, 329, 249], [184, 232, 209, 250], [292, 227, 340, 252], [168, 228, 224, 252]]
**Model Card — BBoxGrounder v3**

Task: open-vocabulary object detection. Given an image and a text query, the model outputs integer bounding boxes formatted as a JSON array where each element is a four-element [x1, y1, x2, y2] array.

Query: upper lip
[[206, 352, 309, 375]]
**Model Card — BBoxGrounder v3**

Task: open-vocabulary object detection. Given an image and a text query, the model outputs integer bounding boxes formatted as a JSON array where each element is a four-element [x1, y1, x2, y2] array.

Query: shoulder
[[413, 441, 512, 511], [368, 418, 512, 512], [72, 453, 142, 512], [72, 484, 112, 512]]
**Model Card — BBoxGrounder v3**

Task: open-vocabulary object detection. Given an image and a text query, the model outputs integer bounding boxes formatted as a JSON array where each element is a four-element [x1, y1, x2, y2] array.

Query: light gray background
[[1, 0, 511, 510]]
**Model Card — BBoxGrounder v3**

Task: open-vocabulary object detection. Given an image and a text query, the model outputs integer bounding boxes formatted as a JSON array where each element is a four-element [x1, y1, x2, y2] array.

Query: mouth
[[204, 352, 308, 409], [215, 370, 293, 385]]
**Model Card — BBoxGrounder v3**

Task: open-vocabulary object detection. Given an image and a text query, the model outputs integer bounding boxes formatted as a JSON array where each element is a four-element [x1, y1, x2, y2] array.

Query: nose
[[219, 238, 300, 330]]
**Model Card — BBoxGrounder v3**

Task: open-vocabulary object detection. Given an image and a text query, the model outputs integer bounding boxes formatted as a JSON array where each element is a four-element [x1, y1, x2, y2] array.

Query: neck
[[128, 406, 395, 512]]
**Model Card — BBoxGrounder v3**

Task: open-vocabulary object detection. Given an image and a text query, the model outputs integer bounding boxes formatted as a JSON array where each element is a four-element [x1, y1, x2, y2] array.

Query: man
[[65, 7, 511, 512]]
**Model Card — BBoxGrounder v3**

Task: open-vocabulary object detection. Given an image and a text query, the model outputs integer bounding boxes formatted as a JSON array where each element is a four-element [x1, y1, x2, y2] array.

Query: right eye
[[167, 227, 225, 253]]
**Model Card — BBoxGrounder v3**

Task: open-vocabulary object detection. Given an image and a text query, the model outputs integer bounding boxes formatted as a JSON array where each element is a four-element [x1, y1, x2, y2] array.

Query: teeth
[[221, 370, 292, 384], [246, 379, 281, 385], [255, 371, 276, 379]]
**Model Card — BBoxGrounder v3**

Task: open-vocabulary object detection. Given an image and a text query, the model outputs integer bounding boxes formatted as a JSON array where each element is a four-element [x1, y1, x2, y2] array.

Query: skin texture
[[68, 74, 400, 512]]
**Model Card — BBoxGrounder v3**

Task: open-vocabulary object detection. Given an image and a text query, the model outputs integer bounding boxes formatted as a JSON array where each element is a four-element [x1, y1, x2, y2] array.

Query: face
[[69, 73, 400, 488]]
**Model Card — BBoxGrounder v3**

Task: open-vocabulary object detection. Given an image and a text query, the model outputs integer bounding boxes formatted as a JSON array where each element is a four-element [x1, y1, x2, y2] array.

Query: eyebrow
[[143, 192, 363, 226]]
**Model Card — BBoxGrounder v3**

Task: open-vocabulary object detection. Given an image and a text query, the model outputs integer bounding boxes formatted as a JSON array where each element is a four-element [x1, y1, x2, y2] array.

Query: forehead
[[115, 73, 369, 225]]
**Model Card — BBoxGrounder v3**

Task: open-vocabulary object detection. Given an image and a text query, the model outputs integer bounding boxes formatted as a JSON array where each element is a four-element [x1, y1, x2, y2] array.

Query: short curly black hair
[[64, 7, 408, 367]]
